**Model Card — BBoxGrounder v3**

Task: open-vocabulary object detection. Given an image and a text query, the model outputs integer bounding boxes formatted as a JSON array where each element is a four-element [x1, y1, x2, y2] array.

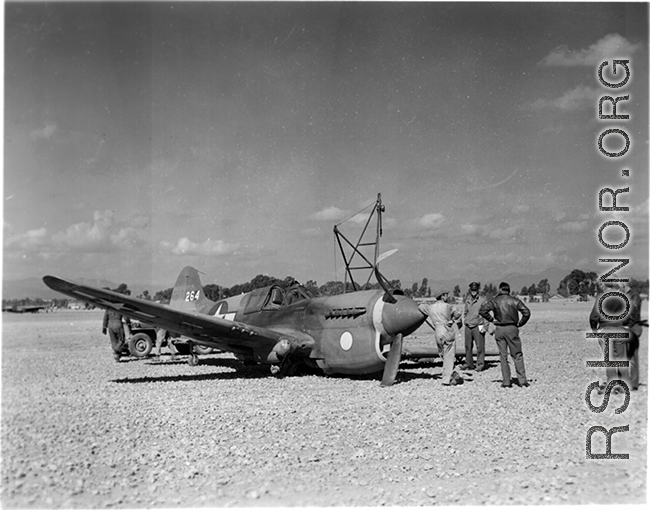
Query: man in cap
[[479, 282, 531, 387], [285, 280, 309, 305], [419, 289, 463, 386], [460, 282, 488, 371]]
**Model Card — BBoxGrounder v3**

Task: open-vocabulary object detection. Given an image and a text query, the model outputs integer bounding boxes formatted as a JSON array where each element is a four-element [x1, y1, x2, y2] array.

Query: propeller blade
[[374, 265, 397, 304], [380, 334, 403, 387], [376, 248, 398, 264]]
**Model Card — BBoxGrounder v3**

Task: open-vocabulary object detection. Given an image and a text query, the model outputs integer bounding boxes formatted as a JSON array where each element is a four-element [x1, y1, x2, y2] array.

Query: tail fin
[[169, 266, 214, 312]]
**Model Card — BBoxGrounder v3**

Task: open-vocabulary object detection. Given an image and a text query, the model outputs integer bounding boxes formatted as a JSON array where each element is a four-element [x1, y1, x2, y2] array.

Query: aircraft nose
[[381, 296, 426, 337]]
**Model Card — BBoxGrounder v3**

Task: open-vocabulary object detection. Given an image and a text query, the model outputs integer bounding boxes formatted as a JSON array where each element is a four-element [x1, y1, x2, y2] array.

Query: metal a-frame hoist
[[333, 193, 399, 303]]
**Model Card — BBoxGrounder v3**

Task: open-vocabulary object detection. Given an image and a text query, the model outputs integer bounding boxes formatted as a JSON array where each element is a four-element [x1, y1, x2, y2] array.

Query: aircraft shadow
[[111, 357, 488, 385], [112, 358, 273, 384], [406, 358, 499, 371]]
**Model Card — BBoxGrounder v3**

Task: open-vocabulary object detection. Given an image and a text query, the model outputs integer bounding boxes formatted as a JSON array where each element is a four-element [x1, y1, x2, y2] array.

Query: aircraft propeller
[[373, 261, 426, 386], [374, 265, 398, 304], [380, 333, 403, 387]]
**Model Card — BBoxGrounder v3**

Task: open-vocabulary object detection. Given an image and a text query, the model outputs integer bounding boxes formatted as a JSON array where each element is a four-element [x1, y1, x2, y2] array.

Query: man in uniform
[[623, 281, 643, 391], [590, 282, 641, 392], [419, 289, 463, 386], [479, 282, 531, 387], [460, 282, 487, 371], [102, 308, 130, 362]]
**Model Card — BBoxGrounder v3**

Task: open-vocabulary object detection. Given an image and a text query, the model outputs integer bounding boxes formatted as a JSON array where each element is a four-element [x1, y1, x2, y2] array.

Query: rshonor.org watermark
[[584, 59, 634, 459]]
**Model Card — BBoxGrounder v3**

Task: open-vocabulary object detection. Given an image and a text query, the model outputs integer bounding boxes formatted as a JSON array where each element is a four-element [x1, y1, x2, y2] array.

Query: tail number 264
[[185, 290, 200, 301]]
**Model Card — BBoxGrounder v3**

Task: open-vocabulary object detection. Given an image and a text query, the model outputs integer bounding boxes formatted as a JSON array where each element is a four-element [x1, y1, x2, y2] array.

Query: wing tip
[[42, 275, 59, 288]]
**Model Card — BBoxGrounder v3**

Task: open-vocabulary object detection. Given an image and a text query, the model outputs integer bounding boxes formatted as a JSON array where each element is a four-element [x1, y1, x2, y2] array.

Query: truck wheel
[[129, 333, 153, 358], [193, 344, 213, 355]]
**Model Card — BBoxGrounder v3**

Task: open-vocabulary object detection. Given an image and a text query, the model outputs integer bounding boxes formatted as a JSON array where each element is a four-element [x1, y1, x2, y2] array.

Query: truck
[[127, 323, 214, 365]]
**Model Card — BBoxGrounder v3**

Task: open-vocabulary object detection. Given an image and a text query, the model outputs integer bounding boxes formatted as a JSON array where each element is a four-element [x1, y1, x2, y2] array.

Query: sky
[[3, 1, 649, 292]]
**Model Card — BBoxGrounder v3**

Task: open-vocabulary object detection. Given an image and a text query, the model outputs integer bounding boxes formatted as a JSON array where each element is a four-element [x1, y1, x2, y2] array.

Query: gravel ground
[[1, 302, 647, 507]]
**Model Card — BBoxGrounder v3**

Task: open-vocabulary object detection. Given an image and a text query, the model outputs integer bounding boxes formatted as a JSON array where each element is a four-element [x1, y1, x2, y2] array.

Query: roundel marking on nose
[[340, 331, 353, 351]]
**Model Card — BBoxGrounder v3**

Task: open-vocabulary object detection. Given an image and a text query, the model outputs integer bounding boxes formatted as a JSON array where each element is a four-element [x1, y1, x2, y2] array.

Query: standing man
[[623, 282, 643, 391], [460, 282, 487, 371], [590, 282, 641, 392], [102, 308, 130, 362], [479, 282, 531, 387], [419, 289, 463, 386]]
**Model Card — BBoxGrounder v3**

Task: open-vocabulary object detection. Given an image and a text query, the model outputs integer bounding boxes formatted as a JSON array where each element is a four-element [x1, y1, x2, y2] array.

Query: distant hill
[[498, 267, 581, 295]]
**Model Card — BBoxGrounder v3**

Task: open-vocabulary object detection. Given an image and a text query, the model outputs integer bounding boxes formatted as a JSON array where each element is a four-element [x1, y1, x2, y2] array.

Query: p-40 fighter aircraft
[[2, 304, 49, 313], [44, 195, 428, 386]]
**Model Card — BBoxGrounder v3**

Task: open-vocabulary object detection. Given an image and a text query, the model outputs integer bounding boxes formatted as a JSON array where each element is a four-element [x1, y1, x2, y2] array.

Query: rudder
[[169, 266, 213, 312]]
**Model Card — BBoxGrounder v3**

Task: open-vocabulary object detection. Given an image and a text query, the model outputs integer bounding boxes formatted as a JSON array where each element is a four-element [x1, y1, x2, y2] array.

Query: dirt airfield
[[1, 301, 647, 507]]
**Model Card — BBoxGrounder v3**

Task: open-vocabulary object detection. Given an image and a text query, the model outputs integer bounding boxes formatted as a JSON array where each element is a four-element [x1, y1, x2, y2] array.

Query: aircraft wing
[[42, 275, 296, 357]]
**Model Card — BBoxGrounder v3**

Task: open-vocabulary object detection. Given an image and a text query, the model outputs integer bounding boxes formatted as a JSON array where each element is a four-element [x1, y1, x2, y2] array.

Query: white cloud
[[52, 210, 148, 252], [511, 204, 530, 214], [539, 34, 641, 67], [349, 212, 371, 224], [52, 210, 115, 250], [311, 206, 348, 221], [415, 213, 445, 230], [530, 85, 600, 111], [165, 237, 239, 256], [460, 223, 481, 236], [4, 227, 48, 250]]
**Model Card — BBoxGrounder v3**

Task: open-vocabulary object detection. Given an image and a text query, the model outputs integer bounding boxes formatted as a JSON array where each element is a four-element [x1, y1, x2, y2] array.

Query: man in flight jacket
[[479, 282, 531, 388]]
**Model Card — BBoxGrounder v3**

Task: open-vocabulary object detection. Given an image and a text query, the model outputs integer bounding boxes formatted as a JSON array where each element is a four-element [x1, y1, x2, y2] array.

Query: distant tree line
[[140, 272, 647, 304], [1, 297, 70, 309], [7, 269, 648, 309]]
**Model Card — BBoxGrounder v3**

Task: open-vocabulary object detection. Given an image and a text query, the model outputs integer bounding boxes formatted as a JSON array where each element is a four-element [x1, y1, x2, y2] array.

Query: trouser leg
[[108, 328, 125, 354], [600, 334, 628, 384], [438, 336, 456, 384], [464, 327, 475, 368], [628, 332, 640, 390], [495, 328, 511, 385], [155, 328, 165, 356], [504, 326, 527, 385], [474, 328, 486, 370]]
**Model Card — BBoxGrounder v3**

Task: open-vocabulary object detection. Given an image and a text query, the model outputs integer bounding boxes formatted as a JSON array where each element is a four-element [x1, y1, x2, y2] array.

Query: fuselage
[[202, 287, 425, 375]]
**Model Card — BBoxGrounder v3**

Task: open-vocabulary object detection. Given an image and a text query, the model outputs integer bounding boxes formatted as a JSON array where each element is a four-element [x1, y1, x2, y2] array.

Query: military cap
[[469, 282, 480, 291], [435, 289, 449, 299]]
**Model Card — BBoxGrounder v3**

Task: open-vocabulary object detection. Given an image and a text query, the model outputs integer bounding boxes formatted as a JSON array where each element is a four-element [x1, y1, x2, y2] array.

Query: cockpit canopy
[[242, 285, 310, 315]]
